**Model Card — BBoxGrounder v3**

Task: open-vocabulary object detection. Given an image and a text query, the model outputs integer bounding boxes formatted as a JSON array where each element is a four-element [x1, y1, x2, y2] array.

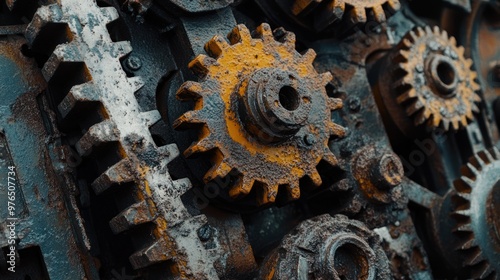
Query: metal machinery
[[0, 0, 499, 279]]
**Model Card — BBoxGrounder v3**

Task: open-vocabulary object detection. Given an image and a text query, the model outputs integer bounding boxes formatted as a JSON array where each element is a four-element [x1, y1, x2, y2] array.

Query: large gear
[[174, 23, 345, 206], [292, 0, 401, 31], [452, 147, 500, 279], [390, 26, 482, 131], [26, 1, 219, 278]]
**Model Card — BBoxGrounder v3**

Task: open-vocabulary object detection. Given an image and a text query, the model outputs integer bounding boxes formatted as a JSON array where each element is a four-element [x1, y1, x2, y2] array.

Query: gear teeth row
[[176, 23, 345, 206], [451, 147, 500, 279], [292, 0, 400, 32], [392, 26, 482, 131], [26, 1, 220, 278]]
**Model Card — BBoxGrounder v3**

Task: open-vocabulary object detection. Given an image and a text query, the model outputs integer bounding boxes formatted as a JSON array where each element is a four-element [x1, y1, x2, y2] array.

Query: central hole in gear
[[333, 243, 370, 280], [436, 61, 456, 86], [279, 86, 300, 111]]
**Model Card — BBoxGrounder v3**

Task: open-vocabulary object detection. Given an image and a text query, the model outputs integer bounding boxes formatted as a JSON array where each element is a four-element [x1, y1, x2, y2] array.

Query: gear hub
[[452, 147, 500, 279], [388, 26, 482, 131], [174, 23, 345, 205]]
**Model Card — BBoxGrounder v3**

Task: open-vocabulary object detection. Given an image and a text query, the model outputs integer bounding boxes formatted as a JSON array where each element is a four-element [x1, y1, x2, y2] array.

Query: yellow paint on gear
[[174, 23, 345, 206]]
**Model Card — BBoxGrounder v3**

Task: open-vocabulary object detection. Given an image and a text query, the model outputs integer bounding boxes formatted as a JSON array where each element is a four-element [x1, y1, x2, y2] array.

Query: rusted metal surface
[[260, 214, 391, 279], [174, 23, 345, 206]]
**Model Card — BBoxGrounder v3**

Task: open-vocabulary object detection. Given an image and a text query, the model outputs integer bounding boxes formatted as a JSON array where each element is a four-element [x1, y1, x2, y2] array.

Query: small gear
[[391, 26, 482, 131], [452, 147, 500, 279], [292, 0, 401, 31], [174, 23, 345, 205]]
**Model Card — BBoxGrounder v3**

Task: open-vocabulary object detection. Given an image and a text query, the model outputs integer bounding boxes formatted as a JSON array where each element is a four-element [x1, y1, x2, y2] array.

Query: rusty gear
[[391, 26, 482, 131], [260, 214, 391, 279], [292, 0, 401, 31], [452, 147, 500, 279], [174, 23, 345, 205]]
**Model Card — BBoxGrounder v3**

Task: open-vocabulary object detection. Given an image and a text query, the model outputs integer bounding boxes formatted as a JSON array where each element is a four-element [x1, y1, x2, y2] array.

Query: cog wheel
[[26, 1, 219, 278], [391, 26, 482, 131], [260, 214, 391, 279], [452, 147, 500, 279], [292, 0, 401, 31], [174, 23, 345, 206]]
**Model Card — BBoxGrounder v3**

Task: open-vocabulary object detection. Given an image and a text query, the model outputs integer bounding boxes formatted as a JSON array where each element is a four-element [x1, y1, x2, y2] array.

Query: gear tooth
[[91, 158, 135, 194], [229, 177, 254, 199], [291, 0, 322, 16], [387, 0, 401, 12], [425, 26, 434, 36], [461, 175, 476, 189], [25, 4, 64, 44], [157, 144, 180, 164], [129, 238, 173, 269], [184, 137, 214, 158], [109, 201, 154, 234], [351, 7, 367, 23], [413, 28, 423, 39], [309, 169, 322, 187], [441, 29, 449, 40], [471, 102, 480, 113], [321, 71, 333, 85], [454, 223, 473, 233], [442, 119, 451, 131], [430, 115, 441, 128], [451, 118, 460, 131], [205, 35, 230, 58], [42, 44, 84, 81], [466, 162, 480, 177], [453, 209, 471, 218], [473, 154, 487, 168], [176, 81, 204, 101], [464, 250, 485, 266], [396, 88, 417, 104], [323, 150, 338, 167], [371, 5, 386, 22], [449, 36, 457, 46], [174, 111, 205, 130], [491, 147, 500, 159], [327, 97, 343, 110], [228, 24, 252, 44], [204, 161, 232, 182], [75, 120, 118, 157], [286, 181, 300, 200], [139, 110, 161, 128], [188, 54, 218, 77], [128, 76, 145, 92], [314, 0, 345, 31], [460, 115, 469, 127], [257, 183, 279, 205], [111, 41, 133, 59], [477, 263, 494, 279], [273, 27, 296, 46], [482, 149, 495, 164], [472, 82, 482, 92], [100, 6, 120, 24], [458, 238, 477, 250], [406, 100, 424, 116], [328, 122, 346, 137], [172, 178, 192, 197], [394, 76, 412, 89], [401, 38, 413, 49], [457, 45, 465, 57], [58, 82, 99, 118], [255, 23, 275, 42], [302, 48, 317, 64]]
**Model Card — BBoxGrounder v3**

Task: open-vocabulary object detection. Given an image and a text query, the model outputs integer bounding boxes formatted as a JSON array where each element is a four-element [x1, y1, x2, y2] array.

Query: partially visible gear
[[452, 147, 500, 279], [292, 0, 401, 31], [26, 1, 220, 278], [260, 214, 391, 279], [391, 26, 481, 131], [174, 23, 345, 206]]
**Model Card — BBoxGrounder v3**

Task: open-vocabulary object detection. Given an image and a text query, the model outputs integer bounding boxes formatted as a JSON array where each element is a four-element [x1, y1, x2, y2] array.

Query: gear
[[26, 1, 219, 278], [452, 147, 500, 279], [260, 214, 391, 279], [391, 26, 482, 131], [292, 0, 401, 31], [174, 23, 345, 206]]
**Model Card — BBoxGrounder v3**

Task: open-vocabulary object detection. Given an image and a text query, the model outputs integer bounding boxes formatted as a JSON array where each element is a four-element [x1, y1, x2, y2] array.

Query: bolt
[[371, 153, 404, 190], [304, 134, 316, 145], [348, 97, 361, 112], [197, 224, 213, 242], [126, 55, 142, 71]]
